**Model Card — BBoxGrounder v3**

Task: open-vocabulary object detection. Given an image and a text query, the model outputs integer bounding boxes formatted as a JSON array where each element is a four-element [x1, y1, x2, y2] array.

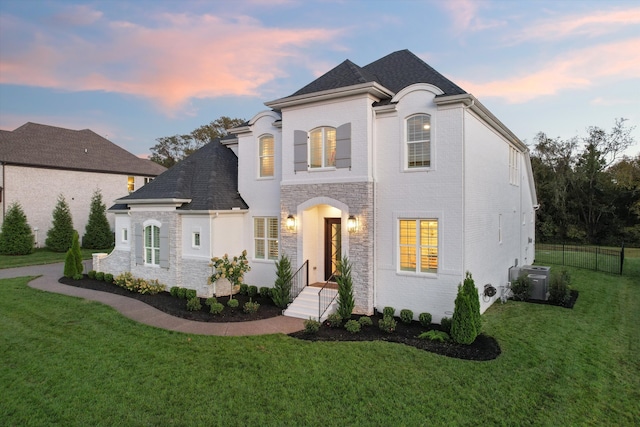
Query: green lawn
[[0, 247, 112, 269], [1, 263, 638, 425]]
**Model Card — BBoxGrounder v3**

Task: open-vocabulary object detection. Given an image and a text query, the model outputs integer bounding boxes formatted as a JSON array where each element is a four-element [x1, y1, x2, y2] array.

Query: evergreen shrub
[[248, 285, 258, 298], [326, 313, 342, 328], [259, 287, 270, 298], [243, 299, 260, 314], [304, 318, 321, 334], [378, 315, 397, 333], [88, 270, 97, 279], [383, 306, 395, 317], [186, 297, 202, 311], [82, 190, 114, 249], [209, 302, 224, 314], [419, 312, 432, 327], [0, 202, 34, 255], [271, 254, 292, 309], [440, 317, 452, 334], [358, 316, 373, 327], [95, 272, 105, 281], [400, 309, 413, 324], [344, 320, 361, 334], [45, 195, 74, 252], [336, 256, 355, 320], [227, 299, 239, 308]]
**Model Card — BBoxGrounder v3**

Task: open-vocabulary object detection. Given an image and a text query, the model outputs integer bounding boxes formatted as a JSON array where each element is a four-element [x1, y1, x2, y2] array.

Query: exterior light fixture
[[286, 214, 296, 231], [347, 215, 358, 233]]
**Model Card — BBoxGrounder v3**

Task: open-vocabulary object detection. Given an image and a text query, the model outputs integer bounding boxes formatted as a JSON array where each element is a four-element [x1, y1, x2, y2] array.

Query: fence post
[[595, 247, 599, 272], [620, 242, 625, 275], [562, 243, 565, 266]]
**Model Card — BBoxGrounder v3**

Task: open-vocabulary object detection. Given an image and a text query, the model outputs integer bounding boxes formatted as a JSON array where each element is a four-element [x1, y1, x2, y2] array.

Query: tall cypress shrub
[[46, 194, 75, 252], [0, 202, 34, 255], [64, 231, 83, 278], [271, 254, 292, 309], [451, 286, 478, 345], [83, 190, 114, 249], [336, 255, 355, 320], [461, 272, 482, 333]]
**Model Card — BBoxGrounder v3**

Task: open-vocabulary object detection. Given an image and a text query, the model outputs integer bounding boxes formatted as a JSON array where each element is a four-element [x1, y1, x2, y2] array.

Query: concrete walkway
[[0, 262, 305, 336]]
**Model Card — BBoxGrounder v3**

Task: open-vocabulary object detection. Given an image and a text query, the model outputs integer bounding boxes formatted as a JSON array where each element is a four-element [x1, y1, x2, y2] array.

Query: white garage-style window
[[254, 217, 278, 260], [406, 114, 431, 169], [259, 134, 274, 177], [309, 127, 336, 168], [144, 224, 160, 265], [399, 219, 438, 273]]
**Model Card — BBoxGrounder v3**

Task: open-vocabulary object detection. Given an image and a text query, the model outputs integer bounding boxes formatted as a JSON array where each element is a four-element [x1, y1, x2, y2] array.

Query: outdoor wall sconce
[[286, 214, 296, 231], [347, 215, 358, 233]]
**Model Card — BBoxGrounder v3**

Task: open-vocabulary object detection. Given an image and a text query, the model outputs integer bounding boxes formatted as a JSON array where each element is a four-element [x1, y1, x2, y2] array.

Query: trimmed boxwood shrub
[[259, 287, 271, 298], [440, 317, 452, 334], [400, 309, 413, 324], [176, 288, 187, 299], [358, 316, 373, 327], [104, 273, 114, 283], [170, 287, 180, 297], [383, 306, 395, 318], [95, 272, 105, 281], [419, 312, 432, 327], [209, 302, 224, 314], [248, 285, 258, 298], [326, 313, 342, 328], [344, 319, 361, 334], [185, 289, 197, 300], [239, 284, 249, 295], [88, 270, 97, 279], [186, 297, 202, 311], [227, 299, 239, 308], [378, 315, 397, 333]]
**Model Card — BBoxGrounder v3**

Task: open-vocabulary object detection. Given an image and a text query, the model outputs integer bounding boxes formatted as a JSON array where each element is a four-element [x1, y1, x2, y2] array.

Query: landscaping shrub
[[418, 330, 450, 342], [344, 319, 361, 334], [0, 202, 34, 255], [511, 273, 531, 301], [45, 195, 75, 252], [400, 309, 414, 324], [451, 284, 478, 345], [461, 272, 482, 333], [95, 272, 105, 281], [210, 250, 251, 289], [104, 273, 113, 283], [185, 289, 197, 300], [186, 297, 202, 311], [227, 299, 239, 308], [170, 287, 180, 297], [549, 268, 571, 305], [113, 272, 164, 294], [304, 318, 321, 334], [209, 302, 224, 315], [358, 316, 373, 327], [248, 285, 258, 298], [383, 306, 395, 317], [259, 287, 271, 298], [82, 190, 114, 249], [419, 312, 432, 327], [176, 288, 187, 299], [440, 317, 452, 334], [378, 315, 397, 333], [113, 272, 132, 288], [336, 255, 355, 320], [239, 284, 249, 295], [326, 313, 343, 328], [205, 297, 218, 307], [64, 249, 78, 279], [243, 299, 260, 314], [64, 231, 83, 279], [271, 254, 292, 309], [88, 270, 97, 279]]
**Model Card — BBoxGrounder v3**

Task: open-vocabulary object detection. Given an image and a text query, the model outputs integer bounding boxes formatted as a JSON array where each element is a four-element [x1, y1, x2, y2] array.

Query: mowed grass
[[0, 247, 112, 269], [1, 264, 638, 426]]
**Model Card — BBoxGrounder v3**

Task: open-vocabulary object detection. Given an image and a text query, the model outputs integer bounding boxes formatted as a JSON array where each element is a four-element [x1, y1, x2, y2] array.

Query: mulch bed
[[60, 276, 501, 361], [517, 290, 579, 309]]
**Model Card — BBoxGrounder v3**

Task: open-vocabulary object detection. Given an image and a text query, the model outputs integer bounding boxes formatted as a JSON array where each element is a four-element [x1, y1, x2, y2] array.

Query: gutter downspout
[[461, 99, 475, 282], [371, 103, 377, 314]]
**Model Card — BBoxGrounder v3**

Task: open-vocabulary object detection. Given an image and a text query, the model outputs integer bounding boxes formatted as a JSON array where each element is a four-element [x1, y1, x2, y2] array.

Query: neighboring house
[[97, 50, 537, 322], [0, 122, 166, 246]]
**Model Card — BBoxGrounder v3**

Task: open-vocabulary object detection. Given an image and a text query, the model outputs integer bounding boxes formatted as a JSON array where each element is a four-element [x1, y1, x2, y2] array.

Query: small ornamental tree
[[271, 254, 293, 309], [46, 194, 75, 252], [83, 190, 114, 249], [451, 285, 478, 345], [63, 231, 83, 278], [0, 202, 34, 255], [210, 250, 251, 299], [461, 272, 482, 333], [336, 255, 355, 320]]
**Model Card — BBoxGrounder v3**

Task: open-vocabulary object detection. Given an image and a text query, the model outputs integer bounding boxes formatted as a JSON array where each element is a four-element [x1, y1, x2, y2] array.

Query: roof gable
[[291, 60, 378, 97], [0, 122, 166, 176]]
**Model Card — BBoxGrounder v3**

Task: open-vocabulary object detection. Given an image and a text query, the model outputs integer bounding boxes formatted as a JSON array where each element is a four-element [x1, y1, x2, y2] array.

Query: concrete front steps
[[284, 286, 338, 322]]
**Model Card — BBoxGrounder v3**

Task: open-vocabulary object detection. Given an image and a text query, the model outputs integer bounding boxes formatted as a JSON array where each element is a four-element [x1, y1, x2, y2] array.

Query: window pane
[[407, 115, 431, 142], [259, 136, 274, 177], [399, 220, 416, 245], [419, 220, 438, 272], [154, 249, 160, 265], [267, 218, 278, 239], [254, 218, 265, 238], [268, 240, 278, 260], [146, 248, 152, 264], [145, 226, 151, 247], [325, 128, 336, 167], [408, 142, 430, 168], [255, 239, 265, 259], [153, 226, 160, 248], [400, 246, 416, 271], [310, 129, 323, 168]]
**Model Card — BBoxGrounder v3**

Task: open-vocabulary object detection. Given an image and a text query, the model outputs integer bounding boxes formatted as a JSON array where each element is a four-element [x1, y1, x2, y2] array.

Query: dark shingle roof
[[289, 49, 466, 98], [0, 122, 166, 176], [117, 139, 248, 211]]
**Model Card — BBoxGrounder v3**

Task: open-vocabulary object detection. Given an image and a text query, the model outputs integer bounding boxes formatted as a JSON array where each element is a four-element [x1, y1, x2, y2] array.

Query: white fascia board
[[434, 94, 528, 152], [265, 82, 394, 109], [177, 209, 249, 215], [116, 198, 192, 206]]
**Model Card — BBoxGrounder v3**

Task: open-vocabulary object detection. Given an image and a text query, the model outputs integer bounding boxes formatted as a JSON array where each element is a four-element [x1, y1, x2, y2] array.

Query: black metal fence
[[535, 243, 625, 275]]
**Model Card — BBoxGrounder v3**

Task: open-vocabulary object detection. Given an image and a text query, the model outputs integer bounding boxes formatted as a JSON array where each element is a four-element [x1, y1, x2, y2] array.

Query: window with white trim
[[399, 219, 438, 273], [144, 225, 160, 265], [128, 176, 135, 193], [259, 134, 274, 177], [254, 217, 278, 260], [406, 114, 431, 168], [509, 147, 519, 185], [309, 127, 336, 168], [192, 232, 201, 248], [122, 228, 128, 243]]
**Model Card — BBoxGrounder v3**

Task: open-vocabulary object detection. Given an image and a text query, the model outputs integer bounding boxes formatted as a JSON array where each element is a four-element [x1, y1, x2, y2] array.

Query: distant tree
[[149, 116, 245, 167], [0, 202, 34, 255], [46, 194, 75, 252], [83, 190, 114, 249]]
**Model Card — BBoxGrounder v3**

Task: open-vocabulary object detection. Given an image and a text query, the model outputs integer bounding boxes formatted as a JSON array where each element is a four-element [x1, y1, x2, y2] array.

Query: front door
[[324, 218, 341, 281]]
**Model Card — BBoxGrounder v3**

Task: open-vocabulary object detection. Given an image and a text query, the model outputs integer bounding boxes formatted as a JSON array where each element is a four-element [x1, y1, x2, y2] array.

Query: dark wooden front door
[[324, 218, 341, 281]]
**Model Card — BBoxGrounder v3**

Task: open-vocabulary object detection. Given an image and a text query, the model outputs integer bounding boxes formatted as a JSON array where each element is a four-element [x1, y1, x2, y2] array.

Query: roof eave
[[265, 82, 394, 109], [116, 198, 192, 206]]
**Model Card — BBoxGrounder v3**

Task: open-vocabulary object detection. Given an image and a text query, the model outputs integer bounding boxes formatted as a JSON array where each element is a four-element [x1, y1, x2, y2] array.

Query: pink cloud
[[0, 11, 342, 114], [440, 0, 505, 33], [457, 38, 640, 103]]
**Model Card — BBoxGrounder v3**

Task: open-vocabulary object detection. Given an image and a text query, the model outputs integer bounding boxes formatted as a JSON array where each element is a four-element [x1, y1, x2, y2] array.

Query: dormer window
[[309, 127, 336, 168], [406, 114, 431, 169]]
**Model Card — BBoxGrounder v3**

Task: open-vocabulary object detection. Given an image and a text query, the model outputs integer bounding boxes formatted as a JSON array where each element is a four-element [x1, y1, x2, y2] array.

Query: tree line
[[532, 118, 639, 246]]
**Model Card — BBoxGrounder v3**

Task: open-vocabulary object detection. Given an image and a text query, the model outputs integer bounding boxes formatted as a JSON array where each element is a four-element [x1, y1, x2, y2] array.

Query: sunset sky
[[1, 0, 639, 158]]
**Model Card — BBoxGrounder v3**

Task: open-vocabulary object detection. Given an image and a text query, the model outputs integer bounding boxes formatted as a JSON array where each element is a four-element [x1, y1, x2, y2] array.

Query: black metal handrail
[[318, 273, 338, 320], [288, 260, 309, 302]]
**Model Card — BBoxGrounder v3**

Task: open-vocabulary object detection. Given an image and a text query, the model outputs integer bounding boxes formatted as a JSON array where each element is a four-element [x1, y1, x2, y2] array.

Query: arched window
[[309, 127, 336, 168], [144, 224, 160, 265], [259, 134, 274, 177], [406, 114, 431, 168]]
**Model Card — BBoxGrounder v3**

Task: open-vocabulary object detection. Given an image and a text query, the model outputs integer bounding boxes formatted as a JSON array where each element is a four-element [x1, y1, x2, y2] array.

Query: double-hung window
[[399, 219, 438, 273], [309, 127, 336, 168], [254, 217, 278, 260], [259, 135, 274, 177], [406, 114, 431, 168], [144, 225, 160, 265], [509, 146, 519, 185]]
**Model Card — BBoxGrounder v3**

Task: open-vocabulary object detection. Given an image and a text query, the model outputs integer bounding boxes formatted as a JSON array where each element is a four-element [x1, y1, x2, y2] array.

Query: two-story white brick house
[[97, 50, 537, 322]]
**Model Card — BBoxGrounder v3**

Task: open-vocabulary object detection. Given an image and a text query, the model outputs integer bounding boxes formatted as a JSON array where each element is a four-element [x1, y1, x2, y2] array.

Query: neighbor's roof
[[290, 49, 466, 98], [0, 122, 166, 176], [115, 138, 248, 211]]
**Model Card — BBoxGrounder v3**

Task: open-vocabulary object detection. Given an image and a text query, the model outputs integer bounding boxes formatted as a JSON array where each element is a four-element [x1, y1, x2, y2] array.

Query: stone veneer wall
[[181, 257, 214, 298], [281, 181, 374, 315], [94, 250, 129, 277]]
